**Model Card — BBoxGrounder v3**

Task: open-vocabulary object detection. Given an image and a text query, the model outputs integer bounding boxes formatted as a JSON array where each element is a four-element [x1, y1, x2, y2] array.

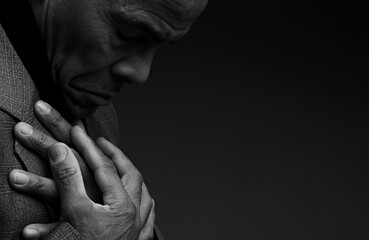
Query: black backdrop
[[113, 2, 369, 239]]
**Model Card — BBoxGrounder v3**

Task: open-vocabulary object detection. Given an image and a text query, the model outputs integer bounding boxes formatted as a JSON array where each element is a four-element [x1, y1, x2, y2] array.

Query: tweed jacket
[[0, 22, 121, 239]]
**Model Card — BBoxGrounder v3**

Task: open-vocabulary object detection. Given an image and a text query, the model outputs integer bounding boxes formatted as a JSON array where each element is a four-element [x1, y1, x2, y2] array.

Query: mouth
[[55, 57, 129, 118], [68, 82, 119, 108], [60, 83, 117, 119], [72, 84, 114, 101], [67, 69, 126, 108]]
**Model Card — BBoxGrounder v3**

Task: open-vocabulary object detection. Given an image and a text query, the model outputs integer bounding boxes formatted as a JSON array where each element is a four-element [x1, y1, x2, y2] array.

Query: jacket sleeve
[[43, 222, 84, 240], [43, 222, 164, 240]]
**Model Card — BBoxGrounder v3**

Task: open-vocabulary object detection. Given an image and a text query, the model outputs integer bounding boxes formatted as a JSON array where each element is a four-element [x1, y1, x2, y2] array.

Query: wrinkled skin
[[18, 0, 208, 238], [31, 0, 208, 118], [10, 101, 156, 239]]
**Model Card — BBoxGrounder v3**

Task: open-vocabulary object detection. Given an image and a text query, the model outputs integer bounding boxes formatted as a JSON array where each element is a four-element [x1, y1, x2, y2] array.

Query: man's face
[[44, 0, 207, 118]]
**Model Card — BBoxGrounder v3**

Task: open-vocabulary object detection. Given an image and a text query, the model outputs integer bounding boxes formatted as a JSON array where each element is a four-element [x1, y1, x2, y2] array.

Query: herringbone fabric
[[0, 21, 56, 239], [44, 222, 84, 240]]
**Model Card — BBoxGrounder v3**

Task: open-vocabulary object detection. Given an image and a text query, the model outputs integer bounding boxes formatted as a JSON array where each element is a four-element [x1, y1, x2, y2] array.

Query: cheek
[[66, 24, 117, 72], [48, 2, 130, 82]]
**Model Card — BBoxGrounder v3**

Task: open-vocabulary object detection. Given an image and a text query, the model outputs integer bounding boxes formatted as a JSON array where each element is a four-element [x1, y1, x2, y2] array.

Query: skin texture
[[9, 101, 155, 239], [30, 0, 208, 118], [13, 0, 207, 237]]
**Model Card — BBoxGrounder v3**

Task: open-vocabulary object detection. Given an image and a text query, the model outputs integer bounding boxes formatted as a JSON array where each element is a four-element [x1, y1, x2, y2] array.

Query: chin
[[57, 86, 113, 120], [70, 105, 98, 119], [58, 99, 99, 121]]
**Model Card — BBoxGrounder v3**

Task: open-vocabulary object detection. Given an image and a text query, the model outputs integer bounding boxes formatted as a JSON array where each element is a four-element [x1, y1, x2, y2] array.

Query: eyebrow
[[120, 10, 189, 43]]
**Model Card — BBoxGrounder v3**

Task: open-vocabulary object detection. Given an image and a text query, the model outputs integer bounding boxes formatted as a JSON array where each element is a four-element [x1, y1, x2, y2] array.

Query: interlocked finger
[[71, 126, 128, 206], [95, 137, 137, 176], [14, 122, 58, 159], [34, 100, 73, 145], [9, 169, 59, 203], [48, 143, 88, 206], [140, 183, 153, 225], [96, 138, 146, 217], [138, 199, 155, 240]]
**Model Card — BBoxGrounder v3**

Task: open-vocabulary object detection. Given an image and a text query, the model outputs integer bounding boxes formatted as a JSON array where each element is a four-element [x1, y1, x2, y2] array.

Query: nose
[[110, 47, 156, 84]]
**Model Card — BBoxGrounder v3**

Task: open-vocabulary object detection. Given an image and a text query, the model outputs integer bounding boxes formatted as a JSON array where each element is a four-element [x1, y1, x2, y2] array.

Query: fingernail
[[19, 123, 33, 136], [49, 144, 68, 163], [25, 228, 39, 239], [36, 100, 50, 114], [13, 171, 29, 186]]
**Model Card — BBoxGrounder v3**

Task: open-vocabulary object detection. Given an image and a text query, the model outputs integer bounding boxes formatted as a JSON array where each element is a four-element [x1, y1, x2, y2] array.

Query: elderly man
[[0, 0, 207, 239]]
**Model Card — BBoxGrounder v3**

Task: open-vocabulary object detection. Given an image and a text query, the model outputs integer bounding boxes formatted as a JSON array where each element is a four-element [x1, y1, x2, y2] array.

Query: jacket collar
[[0, 23, 39, 121], [0, 22, 52, 176], [0, 0, 58, 117]]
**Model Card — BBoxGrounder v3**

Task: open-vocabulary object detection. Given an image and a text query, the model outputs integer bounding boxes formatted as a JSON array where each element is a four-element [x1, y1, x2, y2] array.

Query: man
[[0, 0, 207, 239]]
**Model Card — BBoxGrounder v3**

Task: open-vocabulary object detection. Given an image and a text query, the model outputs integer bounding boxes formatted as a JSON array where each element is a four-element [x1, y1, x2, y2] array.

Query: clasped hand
[[8, 100, 155, 240]]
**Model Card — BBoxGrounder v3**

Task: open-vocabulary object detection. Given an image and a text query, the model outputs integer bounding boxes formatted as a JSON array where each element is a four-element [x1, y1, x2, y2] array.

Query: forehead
[[108, 0, 208, 41]]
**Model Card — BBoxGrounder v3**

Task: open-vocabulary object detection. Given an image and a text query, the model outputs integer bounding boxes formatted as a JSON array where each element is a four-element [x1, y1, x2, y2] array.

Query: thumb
[[48, 143, 88, 205]]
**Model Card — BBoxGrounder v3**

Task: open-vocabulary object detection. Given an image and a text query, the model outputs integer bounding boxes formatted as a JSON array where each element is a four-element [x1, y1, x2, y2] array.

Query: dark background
[[113, 2, 369, 239]]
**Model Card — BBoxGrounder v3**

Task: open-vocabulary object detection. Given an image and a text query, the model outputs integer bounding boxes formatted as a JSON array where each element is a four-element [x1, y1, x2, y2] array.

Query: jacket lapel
[[0, 22, 51, 177], [0, 24, 38, 120]]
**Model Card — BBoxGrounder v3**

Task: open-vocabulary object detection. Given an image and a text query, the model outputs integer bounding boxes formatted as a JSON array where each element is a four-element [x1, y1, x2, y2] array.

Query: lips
[[69, 80, 122, 108], [68, 67, 126, 108], [71, 82, 114, 101]]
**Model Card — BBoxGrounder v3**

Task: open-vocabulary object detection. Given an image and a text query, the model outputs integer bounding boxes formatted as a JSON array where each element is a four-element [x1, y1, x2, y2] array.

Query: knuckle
[[141, 197, 154, 218], [36, 132, 48, 146], [98, 161, 117, 175], [133, 188, 142, 202], [100, 155, 118, 170], [122, 171, 143, 188], [133, 171, 144, 185], [55, 166, 77, 185], [95, 161, 118, 178], [115, 149, 125, 158], [126, 172, 144, 200], [110, 201, 137, 220], [32, 176, 48, 190], [146, 198, 153, 211], [51, 111, 63, 127]]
